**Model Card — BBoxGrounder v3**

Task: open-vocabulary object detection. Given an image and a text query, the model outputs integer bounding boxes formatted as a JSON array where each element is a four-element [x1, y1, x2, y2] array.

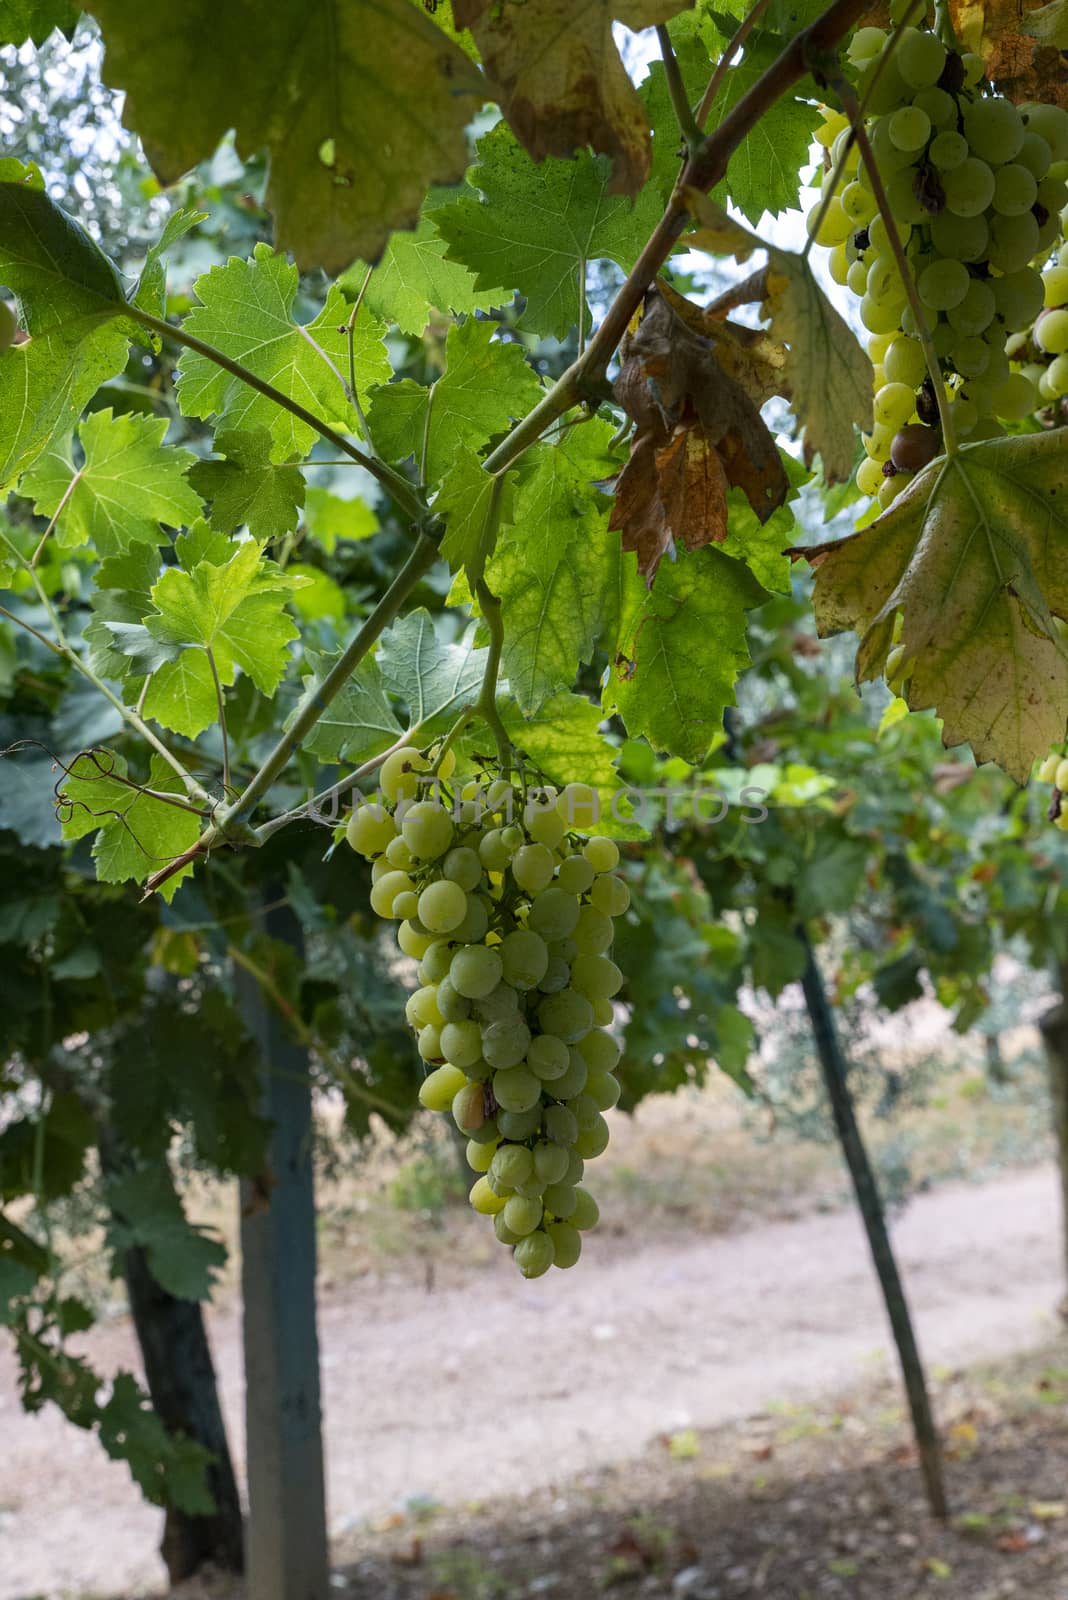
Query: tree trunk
[[798, 927, 949, 1519], [236, 896, 330, 1600], [100, 1132, 245, 1584], [1039, 986, 1068, 1305]]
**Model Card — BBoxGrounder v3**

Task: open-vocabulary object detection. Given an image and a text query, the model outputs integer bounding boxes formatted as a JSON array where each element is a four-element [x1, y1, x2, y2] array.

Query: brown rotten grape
[[890, 423, 941, 472]]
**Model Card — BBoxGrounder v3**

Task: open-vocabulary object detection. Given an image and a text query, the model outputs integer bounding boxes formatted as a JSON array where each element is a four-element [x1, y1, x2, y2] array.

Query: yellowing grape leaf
[[1023, 0, 1068, 46], [88, 0, 486, 272], [947, 0, 1067, 103], [454, 0, 693, 196], [805, 434, 1068, 781]]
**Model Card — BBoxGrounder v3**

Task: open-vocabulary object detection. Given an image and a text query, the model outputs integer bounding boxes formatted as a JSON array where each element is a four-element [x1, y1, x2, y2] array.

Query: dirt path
[[1, 1165, 1062, 1600]]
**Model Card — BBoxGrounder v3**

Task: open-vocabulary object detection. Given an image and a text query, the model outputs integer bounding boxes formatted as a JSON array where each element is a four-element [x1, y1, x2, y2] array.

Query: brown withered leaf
[[610, 286, 788, 581], [454, 0, 694, 195], [948, 0, 1068, 103], [657, 277, 789, 407]]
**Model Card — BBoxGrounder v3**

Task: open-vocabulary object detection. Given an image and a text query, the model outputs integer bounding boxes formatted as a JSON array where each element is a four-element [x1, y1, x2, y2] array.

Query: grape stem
[[655, 24, 704, 154], [474, 578, 513, 776], [833, 74, 958, 456], [693, 0, 777, 131]]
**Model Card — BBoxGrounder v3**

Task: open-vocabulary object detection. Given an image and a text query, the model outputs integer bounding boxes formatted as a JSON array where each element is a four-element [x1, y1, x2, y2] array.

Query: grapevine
[[345, 750, 629, 1277]]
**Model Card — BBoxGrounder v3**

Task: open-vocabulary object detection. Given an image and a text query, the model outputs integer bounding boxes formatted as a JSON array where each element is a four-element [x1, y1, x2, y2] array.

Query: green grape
[[492, 1064, 541, 1113], [1037, 173, 1068, 214], [912, 85, 955, 127], [589, 873, 630, 918], [380, 747, 429, 803], [494, 1213, 522, 1245], [1042, 264, 1068, 306], [557, 854, 596, 895], [500, 928, 550, 989], [543, 1182, 577, 1218], [990, 370, 1038, 419], [942, 156, 995, 217], [574, 907, 614, 955], [452, 895, 489, 944], [571, 1188, 600, 1230], [896, 26, 947, 88], [467, 1137, 498, 1174], [417, 879, 468, 934], [846, 259, 869, 297], [442, 846, 483, 891], [953, 335, 989, 377], [885, 169, 928, 225], [491, 1144, 534, 1189], [929, 209, 988, 262], [868, 214, 910, 258], [440, 1018, 482, 1069], [497, 1106, 542, 1140], [503, 1194, 543, 1236], [474, 981, 521, 1022], [872, 380, 917, 428], [960, 51, 984, 87], [402, 801, 454, 861], [860, 53, 911, 115], [453, 1081, 486, 1133], [528, 887, 581, 940], [579, 1029, 623, 1072], [865, 256, 904, 307], [568, 1093, 601, 1134], [418, 1022, 443, 1061], [546, 1221, 582, 1269], [860, 293, 904, 335], [552, 1050, 589, 1100], [527, 1033, 571, 1079], [980, 336, 1010, 389], [346, 803, 396, 857], [514, 1230, 555, 1278], [419, 1063, 467, 1111], [368, 868, 411, 919], [420, 940, 455, 985], [931, 320, 956, 361], [963, 97, 1024, 164], [841, 179, 876, 223], [584, 837, 619, 872], [593, 998, 616, 1033], [478, 828, 512, 870], [991, 268, 1044, 328], [808, 195, 852, 246], [883, 335, 928, 387], [392, 890, 419, 921], [918, 258, 970, 311], [992, 162, 1038, 216], [512, 843, 555, 893], [539, 956, 572, 994], [467, 1113, 501, 1145], [987, 211, 1039, 274], [551, 936, 578, 963], [564, 1150, 585, 1185], [586, 1070, 622, 1112], [406, 985, 444, 1030], [1021, 101, 1068, 164], [450, 944, 503, 1000], [1017, 129, 1053, 179], [538, 989, 595, 1043], [1046, 352, 1068, 394], [856, 456, 886, 497], [570, 953, 624, 1000], [888, 104, 931, 152], [469, 1175, 506, 1215], [555, 782, 601, 830], [544, 1104, 579, 1145], [533, 1141, 570, 1185], [384, 835, 416, 869], [947, 278, 995, 336], [525, 802, 567, 850], [575, 1118, 610, 1159], [928, 130, 968, 171], [483, 1017, 532, 1070]]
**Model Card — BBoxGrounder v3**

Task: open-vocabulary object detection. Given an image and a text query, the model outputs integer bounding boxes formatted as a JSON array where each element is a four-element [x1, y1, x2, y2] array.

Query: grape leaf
[[0, 0, 79, 44], [141, 654, 219, 740], [806, 434, 1068, 782], [367, 317, 542, 484], [0, 174, 133, 487], [947, 0, 1065, 104], [176, 245, 389, 461], [301, 486, 379, 553], [435, 445, 518, 588], [88, 0, 486, 272], [296, 654, 401, 764], [98, 1373, 215, 1514], [377, 608, 487, 737], [1022, 0, 1068, 47], [435, 123, 663, 339], [104, 1166, 225, 1300], [20, 409, 204, 555], [454, 0, 693, 195], [643, 15, 717, 202], [486, 421, 622, 713], [189, 427, 305, 540], [342, 196, 503, 338], [497, 691, 644, 839], [57, 751, 202, 900], [133, 206, 205, 319], [83, 545, 163, 681], [605, 544, 766, 762], [144, 537, 301, 701]]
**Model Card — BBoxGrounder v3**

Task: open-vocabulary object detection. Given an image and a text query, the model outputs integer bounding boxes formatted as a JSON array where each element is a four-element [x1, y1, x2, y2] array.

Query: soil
[[0, 1164, 1064, 1600]]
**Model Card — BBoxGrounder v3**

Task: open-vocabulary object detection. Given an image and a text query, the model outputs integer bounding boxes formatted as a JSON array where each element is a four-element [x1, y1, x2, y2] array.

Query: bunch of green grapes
[[1037, 748, 1068, 830], [1004, 245, 1068, 413], [346, 747, 629, 1278], [810, 22, 1068, 509]]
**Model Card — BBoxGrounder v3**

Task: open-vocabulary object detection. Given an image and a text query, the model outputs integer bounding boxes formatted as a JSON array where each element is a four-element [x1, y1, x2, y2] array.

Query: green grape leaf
[[806, 434, 1068, 782], [83, 544, 163, 681], [454, 0, 692, 195], [98, 1372, 215, 1514], [188, 427, 305, 540], [342, 196, 503, 338], [104, 1167, 226, 1301], [133, 206, 206, 319], [643, 17, 716, 202], [141, 653, 218, 740], [176, 245, 389, 460], [20, 408, 204, 556], [377, 607, 488, 737], [605, 544, 766, 762], [720, 452, 808, 593], [497, 690, 643, 838], [0, 0, 79, 44], [57, 751, 202, 900], [89, 0, 485, 272], [287, 564, 347, 623], [296, 654, 402, 764], [435, 445, 518, 588], [144, 536, 301, 698], [748, 903, 807, 997], [367, 316, 542, 484], [301, 486, 379, 552], [435, 123, 663, 339], [0, 174, 134, 487], [0, 1257, 39, 1320], [486, 420, 622, 712]]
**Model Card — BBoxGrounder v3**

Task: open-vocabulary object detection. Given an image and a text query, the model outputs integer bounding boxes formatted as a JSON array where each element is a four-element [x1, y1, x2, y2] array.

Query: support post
[[236, 898, 330, 1600], [1040, 992, 1068, 1302]]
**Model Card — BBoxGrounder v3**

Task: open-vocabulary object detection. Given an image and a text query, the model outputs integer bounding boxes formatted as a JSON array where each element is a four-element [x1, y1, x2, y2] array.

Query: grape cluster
[[1004, 246, 1068, 412], [1037, 749, 1068, 831], [810, 21, 1068, 508], [346, 747, 630, 1278]]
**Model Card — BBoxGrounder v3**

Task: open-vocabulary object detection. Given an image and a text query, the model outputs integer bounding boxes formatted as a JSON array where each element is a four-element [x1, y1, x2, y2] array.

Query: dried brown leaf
[[947, 0, 1068, 102]]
